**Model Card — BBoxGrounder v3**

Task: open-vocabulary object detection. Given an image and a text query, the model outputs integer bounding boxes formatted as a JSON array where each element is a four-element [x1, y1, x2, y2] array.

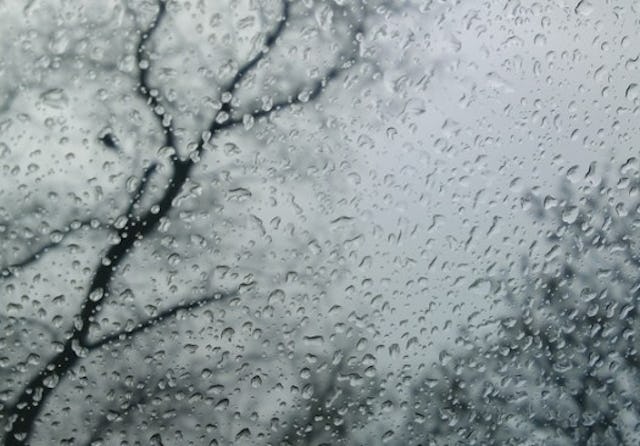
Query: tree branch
[[2, 3, 369, 443], [203, 55, 358, 146], [85, 290, 236, 350], [82, 386, 149, 446], [126, 162, 158, 217], [224, 20, 364, 129], [221, 0, 290, 97], [1, 219, 98, 278], [0, 314, 60, 343], [136, 0, 175, 151], [246, 65, 344, 122], [200, 0, 292, 141]]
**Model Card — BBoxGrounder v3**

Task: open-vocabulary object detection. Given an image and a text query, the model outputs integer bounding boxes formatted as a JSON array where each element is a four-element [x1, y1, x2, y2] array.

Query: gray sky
[[331, 0, 640, 378]]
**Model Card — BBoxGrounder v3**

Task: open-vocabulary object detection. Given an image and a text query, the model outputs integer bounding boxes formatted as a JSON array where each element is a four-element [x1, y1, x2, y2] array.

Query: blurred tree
[[0, 0, 406, 444], [71, 315, 382, 446], [401, 164, 640, 445], [266, 322, 383, 446]]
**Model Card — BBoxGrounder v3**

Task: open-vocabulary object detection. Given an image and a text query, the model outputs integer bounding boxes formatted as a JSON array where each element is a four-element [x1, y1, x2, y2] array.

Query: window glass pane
[[1, 1, 639, 444]]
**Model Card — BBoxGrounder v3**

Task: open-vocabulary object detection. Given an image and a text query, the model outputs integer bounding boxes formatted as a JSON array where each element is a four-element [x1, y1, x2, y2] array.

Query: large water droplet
[[574, 0, 594, 16]]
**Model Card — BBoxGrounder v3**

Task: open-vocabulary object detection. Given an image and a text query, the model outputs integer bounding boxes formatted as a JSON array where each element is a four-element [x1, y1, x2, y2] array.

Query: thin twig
[[126, 162, 158, 217], [225, 21, 364, 128], [203, 0, 292, 138], [136, 0, 175, 150], [221, 0, 291, 96], [247, 65, 343, 122], [1, 219, 98, 278], [86, 290, 236, 350]]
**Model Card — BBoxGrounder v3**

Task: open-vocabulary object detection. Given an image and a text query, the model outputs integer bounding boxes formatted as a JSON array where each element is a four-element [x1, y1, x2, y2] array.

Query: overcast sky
[[332, 0, 640, 376]]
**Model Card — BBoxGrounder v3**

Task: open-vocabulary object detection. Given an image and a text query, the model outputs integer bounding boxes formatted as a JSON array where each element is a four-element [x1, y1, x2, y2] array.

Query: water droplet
[[574, 0, 594, 16], [228, 188, 252, 201], [40, 88, 68, 109], [221, 327, 235, 341], [89, 288, 104, 302], [43, 373, 59, 388], [626, 83, 639, 101], [215, 398, 229, 411], [561, 206, 579, 224], [235, 428, 251, 440]]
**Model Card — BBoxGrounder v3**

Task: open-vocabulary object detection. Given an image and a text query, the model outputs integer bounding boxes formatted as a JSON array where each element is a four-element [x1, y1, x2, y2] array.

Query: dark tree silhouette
[[0, 0, 402, 444], [56, 314, 382, 446], [267, 328, 382, 446], [401, 166, 640, 445]]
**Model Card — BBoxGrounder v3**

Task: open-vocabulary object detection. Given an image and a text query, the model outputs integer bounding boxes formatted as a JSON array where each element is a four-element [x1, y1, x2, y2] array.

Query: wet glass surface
[[1, 1, 640, 444]]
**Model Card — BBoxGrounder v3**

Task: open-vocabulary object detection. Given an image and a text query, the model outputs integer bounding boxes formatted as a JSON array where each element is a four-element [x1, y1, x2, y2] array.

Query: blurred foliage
[[402, 162, 640, 445]]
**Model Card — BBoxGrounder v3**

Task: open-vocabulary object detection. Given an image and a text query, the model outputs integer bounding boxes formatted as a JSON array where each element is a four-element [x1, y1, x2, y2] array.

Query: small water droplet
[[235, 428, 251, 440], [40, 88, 68, 108], [89, 288, 104, 302]]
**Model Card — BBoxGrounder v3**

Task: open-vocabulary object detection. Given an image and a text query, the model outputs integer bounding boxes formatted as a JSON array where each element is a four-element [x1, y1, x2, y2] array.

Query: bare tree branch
[[225, 18, 364, 129], [2, 2, 372, 443], [82, 386, 149, 446], [221, 0, 291, 97], [136, 0, 175, 151], [0, 314, 60, 343], [246, 65, 344, 123], [125, 162, 158, 217], [85, 290, 236, 350], [1, 219, 99, 278], [200, 0, 292, 142]]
